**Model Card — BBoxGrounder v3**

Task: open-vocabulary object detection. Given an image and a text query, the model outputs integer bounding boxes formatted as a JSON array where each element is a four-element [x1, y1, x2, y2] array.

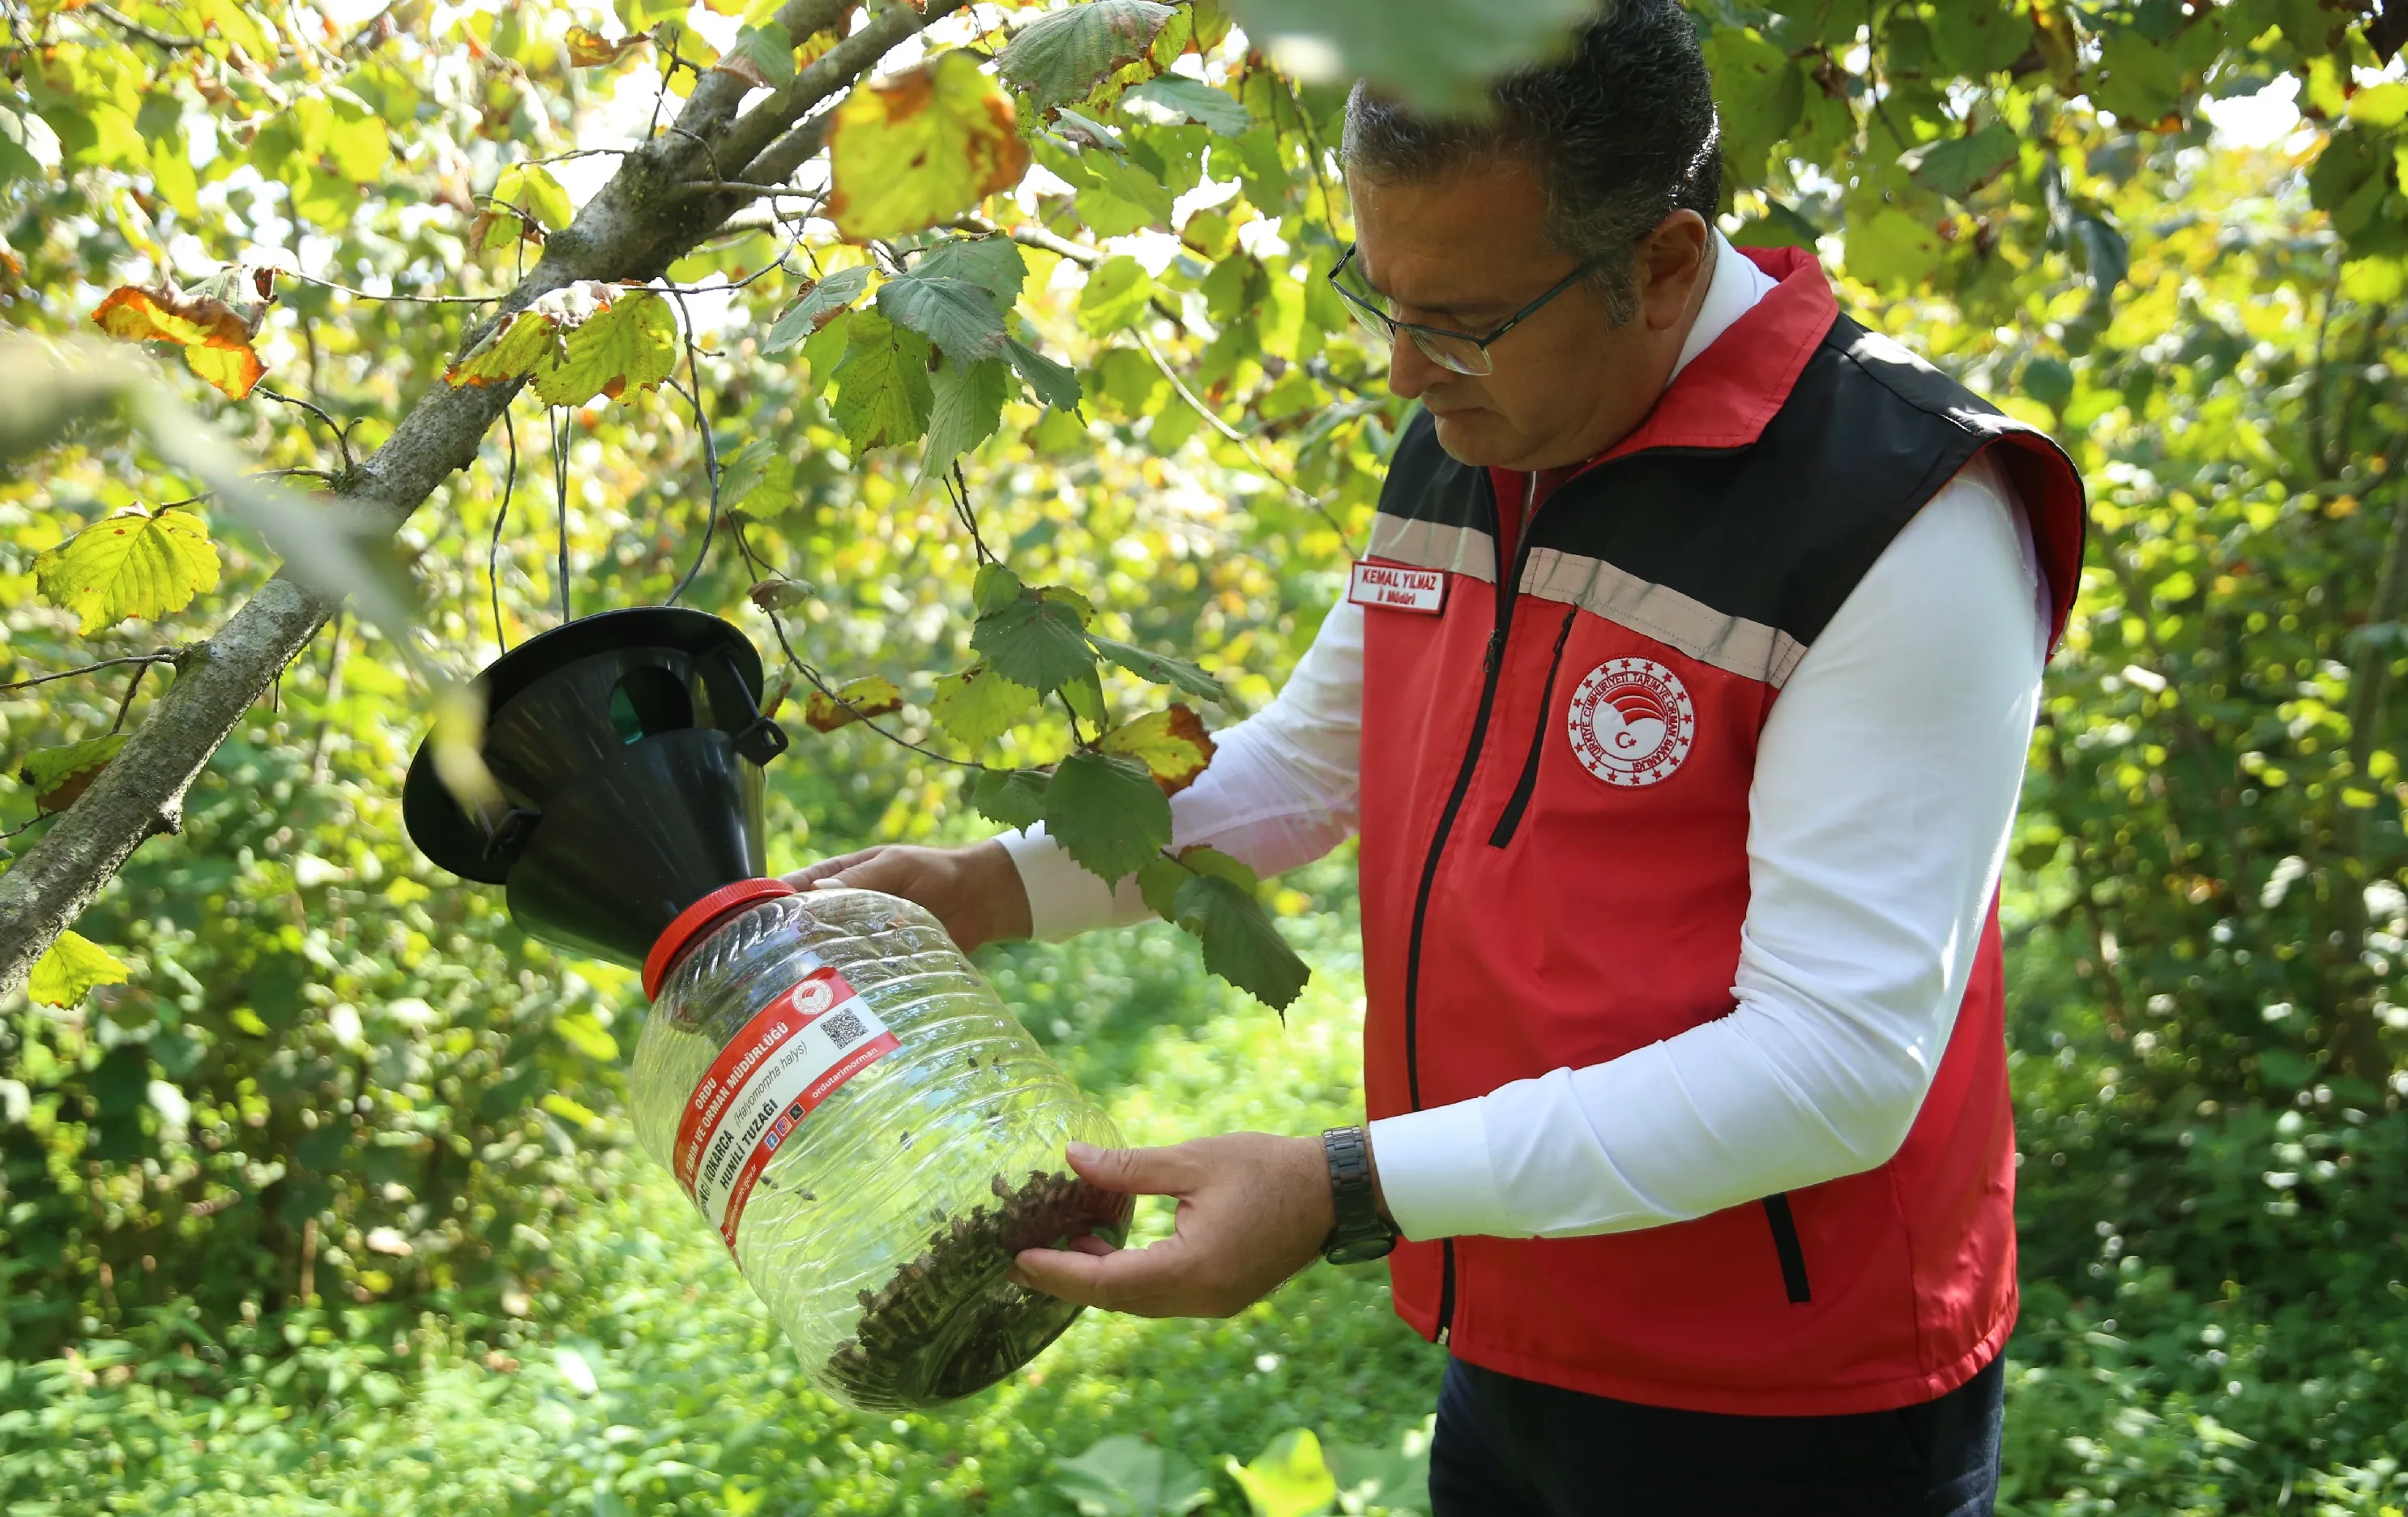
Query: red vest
[[1359, 248, 2087, 1416]]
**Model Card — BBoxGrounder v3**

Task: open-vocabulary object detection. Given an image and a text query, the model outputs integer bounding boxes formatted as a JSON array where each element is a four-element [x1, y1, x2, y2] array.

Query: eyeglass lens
[[1337, 297, 1492, 377]]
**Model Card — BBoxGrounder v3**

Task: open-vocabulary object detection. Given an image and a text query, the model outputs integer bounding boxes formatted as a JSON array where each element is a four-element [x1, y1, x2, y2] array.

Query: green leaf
[[1928, 0, 2030, 75], [2021, 355, 2075, 410], [1053, 1434, 1214, 1517], [1006, 336, 1083, 412], [617, 0, 688, 31], [28, 930, 131, 1009], [1729, 198, 1821, 250], [973, 562, 1027, 617], [932, 663, 1040, 746], [2092, 30, 2185, 125], [830, 309, 936, 452], [914, 237, 1030, 307], [2071, 215, 2129, 298], [1223, 1427, 1337, 1517], [1326, 1424, 1433, 1515], [997, 0, 1176, 116], [1121, 75, 1249, 135], [970, 767, 1050, 829], [974, 591, 1098, 694], [1899, 123, 2021, 198], [32, 504, 220, 635], [922, 354, 1013, 482], [1703, 28, 1804, 185], [715, 438, 793, 513], [1089, 634, 1231, 706], [1175, 874, 1309, 1011], [1082, 150, 1178, 226], [1042, 751, 1172, 883], [715, 20, 796, 89], [1136, 855, 1189, 919], [493, 162, 574, 231], [877, 274, 1010, 361], [1219, 0, 1592, 110], [1079, 256, 1156, 335], [1844, 209, 1945, 288], [553, 1013, 620, 1062], [762, 264, 872, 353], [826, 50, 1032, 242], [18, 733, 130, 814]]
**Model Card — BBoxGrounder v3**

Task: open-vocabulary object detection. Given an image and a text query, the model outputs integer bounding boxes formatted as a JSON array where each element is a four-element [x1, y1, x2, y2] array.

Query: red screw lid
[[643, 878, 797, 1001]]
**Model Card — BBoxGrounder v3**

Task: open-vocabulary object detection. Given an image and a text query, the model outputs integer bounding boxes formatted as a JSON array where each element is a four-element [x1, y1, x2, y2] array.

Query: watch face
[[1325, 1233, 1398, 1266]]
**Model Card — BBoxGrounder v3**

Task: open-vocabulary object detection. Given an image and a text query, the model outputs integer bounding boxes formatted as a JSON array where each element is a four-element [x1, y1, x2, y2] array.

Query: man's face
[[1349, 164, 1710, 472]]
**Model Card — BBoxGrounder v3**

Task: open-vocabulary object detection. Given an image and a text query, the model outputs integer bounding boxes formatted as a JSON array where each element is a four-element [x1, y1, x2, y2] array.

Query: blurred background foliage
[[2, 0, 2407, 1510]]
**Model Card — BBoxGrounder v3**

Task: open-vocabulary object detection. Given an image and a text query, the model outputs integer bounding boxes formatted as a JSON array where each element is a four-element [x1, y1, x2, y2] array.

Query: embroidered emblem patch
[[1566, 658, 1696, 787]]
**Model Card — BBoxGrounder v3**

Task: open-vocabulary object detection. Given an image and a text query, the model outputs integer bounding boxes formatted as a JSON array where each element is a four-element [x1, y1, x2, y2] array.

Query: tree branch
[[0, 0, 967, 996]]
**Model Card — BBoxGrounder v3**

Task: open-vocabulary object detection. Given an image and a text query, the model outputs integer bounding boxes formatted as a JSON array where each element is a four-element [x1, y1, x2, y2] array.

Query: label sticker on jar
[[672, 966, 899, 1248]]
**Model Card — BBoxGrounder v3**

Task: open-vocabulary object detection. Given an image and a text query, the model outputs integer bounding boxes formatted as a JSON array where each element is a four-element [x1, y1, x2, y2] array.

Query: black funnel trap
[[403, 607, 790, 968]]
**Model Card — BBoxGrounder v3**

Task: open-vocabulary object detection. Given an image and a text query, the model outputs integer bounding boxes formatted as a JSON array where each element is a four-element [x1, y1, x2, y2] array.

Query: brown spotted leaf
[[566, 25, 651, 66], [19, 733, 130, 814], [1102, 704, 1216, 793], [826, 49, 1031, 242], [89, 278, 270, 400], [803, 675, 904, 733]]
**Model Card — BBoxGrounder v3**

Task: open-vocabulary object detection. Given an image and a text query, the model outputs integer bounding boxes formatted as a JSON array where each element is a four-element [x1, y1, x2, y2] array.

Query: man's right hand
[[779, 840, 1033, 953]]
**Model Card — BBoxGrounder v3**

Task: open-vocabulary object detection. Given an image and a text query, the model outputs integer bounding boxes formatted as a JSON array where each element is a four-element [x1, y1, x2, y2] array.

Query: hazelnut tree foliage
[[0, 0, 2405, 1337]]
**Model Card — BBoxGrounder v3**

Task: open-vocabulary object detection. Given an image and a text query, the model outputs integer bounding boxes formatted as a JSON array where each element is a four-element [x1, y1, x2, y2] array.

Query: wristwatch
[[1321, 1126, 1400, 1264]]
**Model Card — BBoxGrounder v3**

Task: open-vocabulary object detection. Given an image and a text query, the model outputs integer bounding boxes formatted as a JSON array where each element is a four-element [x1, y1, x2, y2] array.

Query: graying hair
[[1340, 0, 1723, 325]]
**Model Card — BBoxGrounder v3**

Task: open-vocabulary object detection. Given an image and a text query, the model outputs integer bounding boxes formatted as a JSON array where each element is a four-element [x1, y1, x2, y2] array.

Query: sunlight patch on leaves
[[826, 51, 1031, 243], [27, 931, 131, 1009], [1224, 1427, 1338, 1517], [33, 504, 220, 635], [444, 283, 680, 407], [932, 662, 1039, 747]]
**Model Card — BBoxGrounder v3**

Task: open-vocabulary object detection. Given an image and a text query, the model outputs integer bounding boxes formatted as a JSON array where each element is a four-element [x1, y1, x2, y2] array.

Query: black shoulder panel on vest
[[1521, 314, 2071, 647], [1377, 408, 1489, 528]]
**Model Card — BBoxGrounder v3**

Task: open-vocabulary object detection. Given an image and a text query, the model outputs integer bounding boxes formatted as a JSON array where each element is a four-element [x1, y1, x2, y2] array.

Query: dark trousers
[[1428, 1352, 2005, 1516]]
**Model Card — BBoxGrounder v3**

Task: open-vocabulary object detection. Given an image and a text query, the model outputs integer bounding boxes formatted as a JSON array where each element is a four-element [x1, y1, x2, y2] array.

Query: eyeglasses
[[1326, 243, 1596, 377]]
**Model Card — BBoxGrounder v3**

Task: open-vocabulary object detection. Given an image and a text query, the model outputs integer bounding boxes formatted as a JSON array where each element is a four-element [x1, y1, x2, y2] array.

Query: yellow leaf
[[28, 931, 131, 1008], [543, 1091, 604, 1128], [89, 282, 267, 399], [1102, 705, 1216, 793], [554, 1012, 621, 1061], [566, 25, 650, 66], [444, 283, 679, 408], [32, 504, 220, 635], [803, 675, 903, 733], [826, 50, 1031, 243]]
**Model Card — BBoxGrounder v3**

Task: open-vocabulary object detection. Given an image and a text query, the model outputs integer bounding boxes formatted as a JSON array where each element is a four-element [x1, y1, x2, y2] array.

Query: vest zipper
[[1487, 608, 1578, 848], [1402, 475, 1542, 1348]]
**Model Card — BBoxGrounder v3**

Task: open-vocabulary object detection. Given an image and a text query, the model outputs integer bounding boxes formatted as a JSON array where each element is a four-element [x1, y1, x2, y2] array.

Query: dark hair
[[1340, 0, 1723, 324]]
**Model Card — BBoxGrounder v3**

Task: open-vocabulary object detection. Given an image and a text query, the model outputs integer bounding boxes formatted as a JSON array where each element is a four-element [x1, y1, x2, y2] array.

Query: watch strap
[[1321, 1125, 1398, 1263]]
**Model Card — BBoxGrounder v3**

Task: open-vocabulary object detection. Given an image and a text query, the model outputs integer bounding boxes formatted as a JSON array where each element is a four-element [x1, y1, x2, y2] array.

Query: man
[[789, 2, 2085, 1510]]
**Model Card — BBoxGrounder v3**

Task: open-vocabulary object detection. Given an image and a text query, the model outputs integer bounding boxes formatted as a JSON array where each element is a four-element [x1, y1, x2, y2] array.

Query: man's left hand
[[1010, 1134, 1333, 1318]]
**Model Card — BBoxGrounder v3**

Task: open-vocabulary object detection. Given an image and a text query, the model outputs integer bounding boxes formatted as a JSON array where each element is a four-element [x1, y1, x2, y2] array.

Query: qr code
[[819, 1008, 868, 1049]]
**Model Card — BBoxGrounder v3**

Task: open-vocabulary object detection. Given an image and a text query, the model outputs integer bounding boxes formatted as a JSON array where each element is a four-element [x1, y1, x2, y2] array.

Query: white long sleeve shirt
[[1001, 235, 2049, 1241]]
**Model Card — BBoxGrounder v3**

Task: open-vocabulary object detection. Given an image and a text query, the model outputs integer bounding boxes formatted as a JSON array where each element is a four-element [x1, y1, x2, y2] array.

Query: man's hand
[[1010, 1135, 1335, 1318], [780, 840, 1032, 952]]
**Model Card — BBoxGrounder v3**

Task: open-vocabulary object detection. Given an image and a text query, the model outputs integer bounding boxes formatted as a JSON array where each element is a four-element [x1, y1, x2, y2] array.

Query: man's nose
[[1386, 330, 1444, 400]]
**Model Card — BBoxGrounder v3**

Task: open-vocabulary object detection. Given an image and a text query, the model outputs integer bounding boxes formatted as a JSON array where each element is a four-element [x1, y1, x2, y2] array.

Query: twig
[[666, 290, 724, 607], [0, 813, 60, 844], [87, 2, 202, 49], [256, 387, 357, 471], [286, 269, 506, 306], [491, 404, 519, 652], [249, 467, 338, 482], [668, 180, 827, 202], [1131, 327, 1358, 553], [0, 650, 184, 695], [945, 464, 997, 564], [108, 660, 152, 734]]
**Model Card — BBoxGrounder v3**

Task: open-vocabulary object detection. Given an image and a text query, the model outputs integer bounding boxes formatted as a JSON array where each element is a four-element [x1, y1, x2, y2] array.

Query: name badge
[[1347, 560, 1447, 615]]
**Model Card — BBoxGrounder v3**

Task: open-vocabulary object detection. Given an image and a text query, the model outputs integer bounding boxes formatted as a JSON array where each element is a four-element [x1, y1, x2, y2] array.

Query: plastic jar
[[627, 880, 1131, 1410]]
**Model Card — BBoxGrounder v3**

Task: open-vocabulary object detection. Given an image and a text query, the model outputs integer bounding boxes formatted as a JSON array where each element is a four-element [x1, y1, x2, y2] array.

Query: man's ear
[[1638, 210, 1713, 331]]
